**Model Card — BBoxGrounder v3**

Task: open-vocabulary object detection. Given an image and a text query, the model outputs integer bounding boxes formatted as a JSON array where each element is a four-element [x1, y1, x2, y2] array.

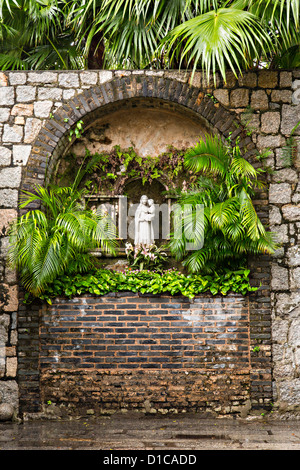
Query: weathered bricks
[[40, 294, 250, 371], [33, 292, 264, 414]]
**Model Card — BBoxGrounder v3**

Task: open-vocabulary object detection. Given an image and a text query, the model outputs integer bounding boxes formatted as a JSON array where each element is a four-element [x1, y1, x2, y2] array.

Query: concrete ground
[[0, 413, 300, 451]]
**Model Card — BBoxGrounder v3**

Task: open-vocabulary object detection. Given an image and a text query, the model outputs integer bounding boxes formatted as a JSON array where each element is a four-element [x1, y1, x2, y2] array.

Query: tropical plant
[[0, 0, 84, 70], [0, 0, 298, 75], [125, 242, 168, 272], [8, 156, 118, 295], [247, 0, 300, 69], [28, 265, 258, 304], [168, 134, 278, 273], [160, 0, 299, 82], [281, 120, 300, 167], [59, 145, 187, 195], [69, 0, 299, 78]]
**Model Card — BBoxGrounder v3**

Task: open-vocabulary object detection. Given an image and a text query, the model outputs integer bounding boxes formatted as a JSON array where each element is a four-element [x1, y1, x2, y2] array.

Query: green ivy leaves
[[33, 267, 258, 305]]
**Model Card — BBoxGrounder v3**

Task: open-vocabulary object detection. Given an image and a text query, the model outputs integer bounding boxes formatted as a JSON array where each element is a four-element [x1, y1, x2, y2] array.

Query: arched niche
[[21, 74, 256, 202]]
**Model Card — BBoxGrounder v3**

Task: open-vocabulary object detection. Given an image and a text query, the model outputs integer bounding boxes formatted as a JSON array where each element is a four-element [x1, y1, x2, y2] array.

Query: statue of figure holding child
[[134, 195, 155, 247]]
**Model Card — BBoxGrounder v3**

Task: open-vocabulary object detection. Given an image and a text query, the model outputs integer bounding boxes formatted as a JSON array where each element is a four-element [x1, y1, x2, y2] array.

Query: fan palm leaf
[[209, 197, 240, 230], [161, 4, 273, 82], [182, 234, 238, 273], [246, 0, 299, 30]]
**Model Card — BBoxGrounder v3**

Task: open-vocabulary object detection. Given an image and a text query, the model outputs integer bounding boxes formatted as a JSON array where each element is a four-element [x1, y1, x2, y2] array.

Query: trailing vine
[[27, 267, 258, 305], [68, 119, 84, 142], [55, 145, 195, 195]]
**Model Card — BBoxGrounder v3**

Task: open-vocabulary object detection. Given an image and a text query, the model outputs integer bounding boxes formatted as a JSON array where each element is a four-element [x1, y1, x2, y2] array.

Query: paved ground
[[0, 413, 299, 453]]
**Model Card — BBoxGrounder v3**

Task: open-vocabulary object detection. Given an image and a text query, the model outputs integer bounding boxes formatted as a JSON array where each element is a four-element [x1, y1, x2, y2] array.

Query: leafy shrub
[[169, 134, 278, 273], [8, 155, 118, 295], [30, 267, 258, 304], [59, 145, 188, 196]]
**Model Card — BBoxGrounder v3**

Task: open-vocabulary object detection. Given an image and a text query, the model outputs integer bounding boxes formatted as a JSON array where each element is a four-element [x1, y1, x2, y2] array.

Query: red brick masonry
[[38, 293, 255, 414]]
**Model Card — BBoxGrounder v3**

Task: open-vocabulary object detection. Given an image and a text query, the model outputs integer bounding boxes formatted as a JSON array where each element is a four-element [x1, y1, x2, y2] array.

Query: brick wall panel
[[36, 293, 260, 415]]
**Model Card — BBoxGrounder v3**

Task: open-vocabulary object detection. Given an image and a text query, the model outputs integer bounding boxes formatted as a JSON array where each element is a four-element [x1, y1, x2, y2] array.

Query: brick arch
[[21, 74, 256, 201]]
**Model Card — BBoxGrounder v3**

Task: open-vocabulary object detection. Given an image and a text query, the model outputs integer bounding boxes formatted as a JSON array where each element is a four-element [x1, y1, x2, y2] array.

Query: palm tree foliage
[[0, 0, 298, 76], [0, 0, 84, 70], [8, 157, 118, 295], [168, 135, 278, 273]]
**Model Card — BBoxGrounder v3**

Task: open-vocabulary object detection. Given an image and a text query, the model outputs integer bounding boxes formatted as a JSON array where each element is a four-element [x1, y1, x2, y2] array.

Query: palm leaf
[[239, 188, 265, 240], [0, 52, 28, 70], [153, 0, 194, 35], [209, 197, 240, 230], [169, 135, 278, 274], [224, 220, 245, 241], [233, 231, 278, 255], [169, 198, 209, 256], [182, 247, 212, 273], [28, 229, 71, 293], [161, 5, 273, 83], [230, 156, 258, 180], [244, 0, 299, 62], [8, 159, 118, 294], [101, 8, 159, 68], [184, 135, 228, 176], [247, 0, 299, 29], [182, 235, 238, 273]]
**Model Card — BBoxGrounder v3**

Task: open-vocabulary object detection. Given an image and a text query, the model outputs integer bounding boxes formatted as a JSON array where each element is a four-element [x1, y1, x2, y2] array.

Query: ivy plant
[[57, 145, 191, 196], [28, 267, 258, 305]]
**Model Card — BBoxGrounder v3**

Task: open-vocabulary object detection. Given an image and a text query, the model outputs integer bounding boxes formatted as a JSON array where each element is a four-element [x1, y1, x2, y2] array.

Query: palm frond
[[8, 157, 118, 295], [247, 0, 299, 30], [239, 188, 265, 240], [224, 220, 245, 241], [28, 229, 71, 294], [184, 135, 229, 176], [170, 136, 278, 274], [0, 53, 28, 70], [161, 5, 273, 82], [209, 197, 240, 230]]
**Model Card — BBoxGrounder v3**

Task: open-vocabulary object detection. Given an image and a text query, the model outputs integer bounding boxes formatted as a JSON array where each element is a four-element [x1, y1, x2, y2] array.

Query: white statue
[[134, 195, 155, 247]]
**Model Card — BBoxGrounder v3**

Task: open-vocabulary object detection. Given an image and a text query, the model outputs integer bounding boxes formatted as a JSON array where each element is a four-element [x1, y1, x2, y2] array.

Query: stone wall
[[0, 69, 300, 418]]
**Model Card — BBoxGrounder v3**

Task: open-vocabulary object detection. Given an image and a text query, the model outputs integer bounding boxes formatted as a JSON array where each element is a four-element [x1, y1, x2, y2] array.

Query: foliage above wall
[[0, 0, 298, 76], [8, 157, 118, 296], [30, 266, 258, 305]]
